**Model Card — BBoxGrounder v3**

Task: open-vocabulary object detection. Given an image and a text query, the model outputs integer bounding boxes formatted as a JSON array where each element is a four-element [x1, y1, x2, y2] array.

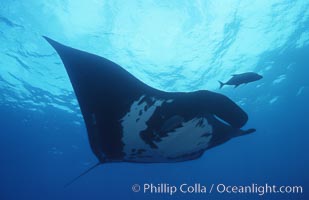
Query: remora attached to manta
[[43, 37, 255, 184]]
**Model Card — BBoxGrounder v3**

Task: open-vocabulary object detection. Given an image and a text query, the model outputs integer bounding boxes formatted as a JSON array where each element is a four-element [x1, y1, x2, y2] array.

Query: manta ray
[[43, 37, 255, 185]]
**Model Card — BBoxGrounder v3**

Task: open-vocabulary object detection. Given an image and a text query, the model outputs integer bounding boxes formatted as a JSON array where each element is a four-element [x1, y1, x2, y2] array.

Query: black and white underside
[[121, 95, 213, 162]]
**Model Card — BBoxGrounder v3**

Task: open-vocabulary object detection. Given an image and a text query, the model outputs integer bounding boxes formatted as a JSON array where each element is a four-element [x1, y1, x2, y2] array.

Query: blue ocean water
[[0, 0, 308, 199]]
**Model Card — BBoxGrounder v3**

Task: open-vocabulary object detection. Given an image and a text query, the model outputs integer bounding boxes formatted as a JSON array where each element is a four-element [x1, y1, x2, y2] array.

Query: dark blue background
[[1, 45, 308, 200]]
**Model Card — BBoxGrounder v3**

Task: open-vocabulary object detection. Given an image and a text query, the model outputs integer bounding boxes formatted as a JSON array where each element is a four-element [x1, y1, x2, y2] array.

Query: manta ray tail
[[218, 81, 225, 89], [64, 162, 101, 188]]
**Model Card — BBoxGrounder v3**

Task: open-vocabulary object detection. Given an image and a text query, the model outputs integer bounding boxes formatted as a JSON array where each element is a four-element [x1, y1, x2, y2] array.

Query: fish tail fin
[[218, 81, 225, 89], [64, 162, 101, 188]]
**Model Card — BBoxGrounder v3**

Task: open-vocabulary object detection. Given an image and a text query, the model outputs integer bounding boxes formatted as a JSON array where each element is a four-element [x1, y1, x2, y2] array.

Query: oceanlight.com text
[[131, 183, 303, 196]]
